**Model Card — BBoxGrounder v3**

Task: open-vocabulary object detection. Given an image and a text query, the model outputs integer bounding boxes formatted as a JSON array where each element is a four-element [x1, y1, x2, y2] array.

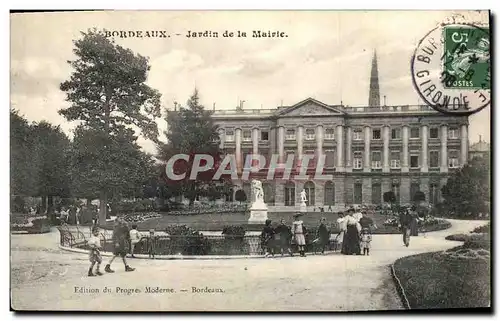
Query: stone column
[[336, 125, 344, 170], [364, 126, 371, 172], [297, 125, 304, 161], [440, 125, 448, 172], [402, 125, 409, 172], [421, 125, 429, 172], [346, 127, 352, 171], [278, 126, 285, 163], [218, 129, 225, 149], [460, 124, 468, 166], [316, 125, 324, 158], [252, 127, 259, 155], [382, 125, 390, 172], [235, 128, 242, 170], [314, 125, 324, 166]]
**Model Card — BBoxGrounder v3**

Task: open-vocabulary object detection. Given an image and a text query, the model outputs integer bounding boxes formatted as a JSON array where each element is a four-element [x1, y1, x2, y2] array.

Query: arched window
[[284, 181, 295, 206], [324, 181, 335, 205], [263, 182, 275, 205], [304, 181, 315, 206], [243, 182, 251, 202]]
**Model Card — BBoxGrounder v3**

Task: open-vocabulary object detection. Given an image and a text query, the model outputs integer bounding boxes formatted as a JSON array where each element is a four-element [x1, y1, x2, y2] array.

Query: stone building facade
[[211, 54, 470, 210]]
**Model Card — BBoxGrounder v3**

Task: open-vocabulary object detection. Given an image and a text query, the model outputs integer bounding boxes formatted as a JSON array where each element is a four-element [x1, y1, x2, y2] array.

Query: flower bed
[[11, 215, 51, 234]]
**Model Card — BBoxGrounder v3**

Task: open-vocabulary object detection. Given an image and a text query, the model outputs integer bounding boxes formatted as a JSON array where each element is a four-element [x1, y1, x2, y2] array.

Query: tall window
[[242, 130, 252, 141], [372, 183, 382, 204], [371, 151, 382, 169], [353, 129, 363, 140], [284, 182, 295, 206], [261, 131, 269, 141], [324, 181, 335, 205], [391, 128, 401, 140], [325, 128, 335, 140], [372, 128, 381, 140], [354, 183, 363, 204], [410, 183, 420, 201], [391, 183, 400, 203], [286, 129, 296, 140], [410, 152, 420, 168], [390, 151, 401, 168], [429, 150, 439, 168], [429, 183, 439, 204], [353, 151, 363, 169], [448, 127, 459, 139], [430, 127, 439, 139], [263, 182, 274, 205], [304, 181, 315, 206], [305, 129, 315, 140], [325, 150, 335, 168], [448, 150, 459, 168], [226, 129, 234, 142], [243, 182, 251, 202], [410, 127, 420, 139]]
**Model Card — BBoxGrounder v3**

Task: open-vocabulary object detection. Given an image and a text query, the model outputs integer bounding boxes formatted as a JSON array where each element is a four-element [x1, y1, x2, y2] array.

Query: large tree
[[31, 121, 71, 215], [158, 89, 228, 205], [10, 110, 38, 200], [59, 29, 161, 223], [441, 155, 491, 216]]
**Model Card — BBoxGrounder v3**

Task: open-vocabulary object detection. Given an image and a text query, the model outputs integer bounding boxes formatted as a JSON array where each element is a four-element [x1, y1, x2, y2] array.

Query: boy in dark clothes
[[316, 217, 330, 254], [274, 219, 293, 256], [261, 219, 275, 257]]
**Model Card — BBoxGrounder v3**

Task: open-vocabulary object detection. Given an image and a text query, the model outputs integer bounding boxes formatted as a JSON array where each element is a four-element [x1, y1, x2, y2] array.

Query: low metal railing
[[57, 227, 340, 256]]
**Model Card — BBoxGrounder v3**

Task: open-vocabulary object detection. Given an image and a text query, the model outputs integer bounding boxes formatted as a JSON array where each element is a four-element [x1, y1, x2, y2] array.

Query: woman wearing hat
[[341, 208, 362, 255], [292, 213, 307, 257]]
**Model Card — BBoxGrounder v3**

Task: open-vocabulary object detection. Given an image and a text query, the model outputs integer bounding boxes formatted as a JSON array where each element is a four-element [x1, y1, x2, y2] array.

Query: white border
[[3, 2, 498, 321]]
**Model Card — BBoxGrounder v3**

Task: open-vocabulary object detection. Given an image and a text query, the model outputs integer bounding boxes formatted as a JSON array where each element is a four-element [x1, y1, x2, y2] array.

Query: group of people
[[87, 217, 136, 277], [337, 208, 376, 256], [260, 208, 378, 258]]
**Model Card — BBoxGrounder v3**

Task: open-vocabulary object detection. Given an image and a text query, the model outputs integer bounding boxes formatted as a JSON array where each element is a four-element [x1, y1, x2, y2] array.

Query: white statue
[[300, 189, 307, 203], [252, 180, 265, 204]]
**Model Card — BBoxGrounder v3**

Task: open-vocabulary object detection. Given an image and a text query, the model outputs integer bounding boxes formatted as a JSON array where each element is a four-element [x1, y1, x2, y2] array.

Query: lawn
[[102, 211, 450, 234], [393, 231, 491, 309]]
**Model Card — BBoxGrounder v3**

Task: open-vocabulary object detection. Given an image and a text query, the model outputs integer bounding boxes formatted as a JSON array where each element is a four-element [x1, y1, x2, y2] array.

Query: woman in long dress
[[409, 205, 419, 236], [341, 209, 362, 255]]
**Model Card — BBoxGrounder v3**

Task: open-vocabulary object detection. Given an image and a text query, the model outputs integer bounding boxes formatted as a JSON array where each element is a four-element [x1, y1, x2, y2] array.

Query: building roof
[[470, 140, 490, 152]]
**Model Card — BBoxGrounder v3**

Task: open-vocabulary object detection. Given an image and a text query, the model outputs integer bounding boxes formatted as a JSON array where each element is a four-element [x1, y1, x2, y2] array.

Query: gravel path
[[10, 219, 487, 311]]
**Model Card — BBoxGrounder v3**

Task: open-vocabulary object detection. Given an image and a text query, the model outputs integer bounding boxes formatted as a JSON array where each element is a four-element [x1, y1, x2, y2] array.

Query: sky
[[10, 10, 490, 154]]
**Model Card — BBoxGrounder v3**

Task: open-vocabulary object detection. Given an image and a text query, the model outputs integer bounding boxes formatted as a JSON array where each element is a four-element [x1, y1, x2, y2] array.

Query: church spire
[[368, 49, 380, 107]]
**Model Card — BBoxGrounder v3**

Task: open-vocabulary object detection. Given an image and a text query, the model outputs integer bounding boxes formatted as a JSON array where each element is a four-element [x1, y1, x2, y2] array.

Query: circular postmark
[[411, 23, 490, 116]]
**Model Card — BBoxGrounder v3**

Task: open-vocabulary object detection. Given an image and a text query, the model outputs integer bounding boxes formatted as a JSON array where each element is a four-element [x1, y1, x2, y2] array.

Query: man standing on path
[[399, 208, 412, 247], [105, 217, 135, 273]]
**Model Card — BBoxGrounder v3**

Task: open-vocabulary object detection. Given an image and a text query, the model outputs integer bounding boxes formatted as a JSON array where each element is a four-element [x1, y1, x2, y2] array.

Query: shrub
[[464, 233, 490, 250], [471, 223, 490, 234], [445, 233, 468, 242], [222, 225, 246, 240]]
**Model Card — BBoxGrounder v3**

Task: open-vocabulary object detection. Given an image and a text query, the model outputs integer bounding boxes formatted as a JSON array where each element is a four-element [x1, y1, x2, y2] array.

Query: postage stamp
[[411, 22, 491, 115], [442, 25, 490, 90]]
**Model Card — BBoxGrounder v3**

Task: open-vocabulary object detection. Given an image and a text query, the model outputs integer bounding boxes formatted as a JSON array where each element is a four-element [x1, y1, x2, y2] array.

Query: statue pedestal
[[248, 201, 268, 224], [299, 201, 307, 213]]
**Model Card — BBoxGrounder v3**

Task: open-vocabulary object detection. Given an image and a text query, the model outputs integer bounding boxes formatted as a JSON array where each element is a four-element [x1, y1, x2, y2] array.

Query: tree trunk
[[41, 196, 47, 214], [99, 190, 107, 226], [47, 195, 55, 223]]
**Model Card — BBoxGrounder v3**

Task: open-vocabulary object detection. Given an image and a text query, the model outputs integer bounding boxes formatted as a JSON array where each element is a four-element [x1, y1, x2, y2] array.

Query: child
[[359, 228, 372, 256], [148, 229, 156, 259], [260, 219, 275, 258], [129, 224, 141, 258], [292, 213, 307, 257], [87, 227, 103, 276]]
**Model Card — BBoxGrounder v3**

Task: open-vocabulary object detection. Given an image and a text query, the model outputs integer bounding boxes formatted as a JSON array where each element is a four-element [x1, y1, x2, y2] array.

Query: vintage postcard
[[10, 10, 491, 311]]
